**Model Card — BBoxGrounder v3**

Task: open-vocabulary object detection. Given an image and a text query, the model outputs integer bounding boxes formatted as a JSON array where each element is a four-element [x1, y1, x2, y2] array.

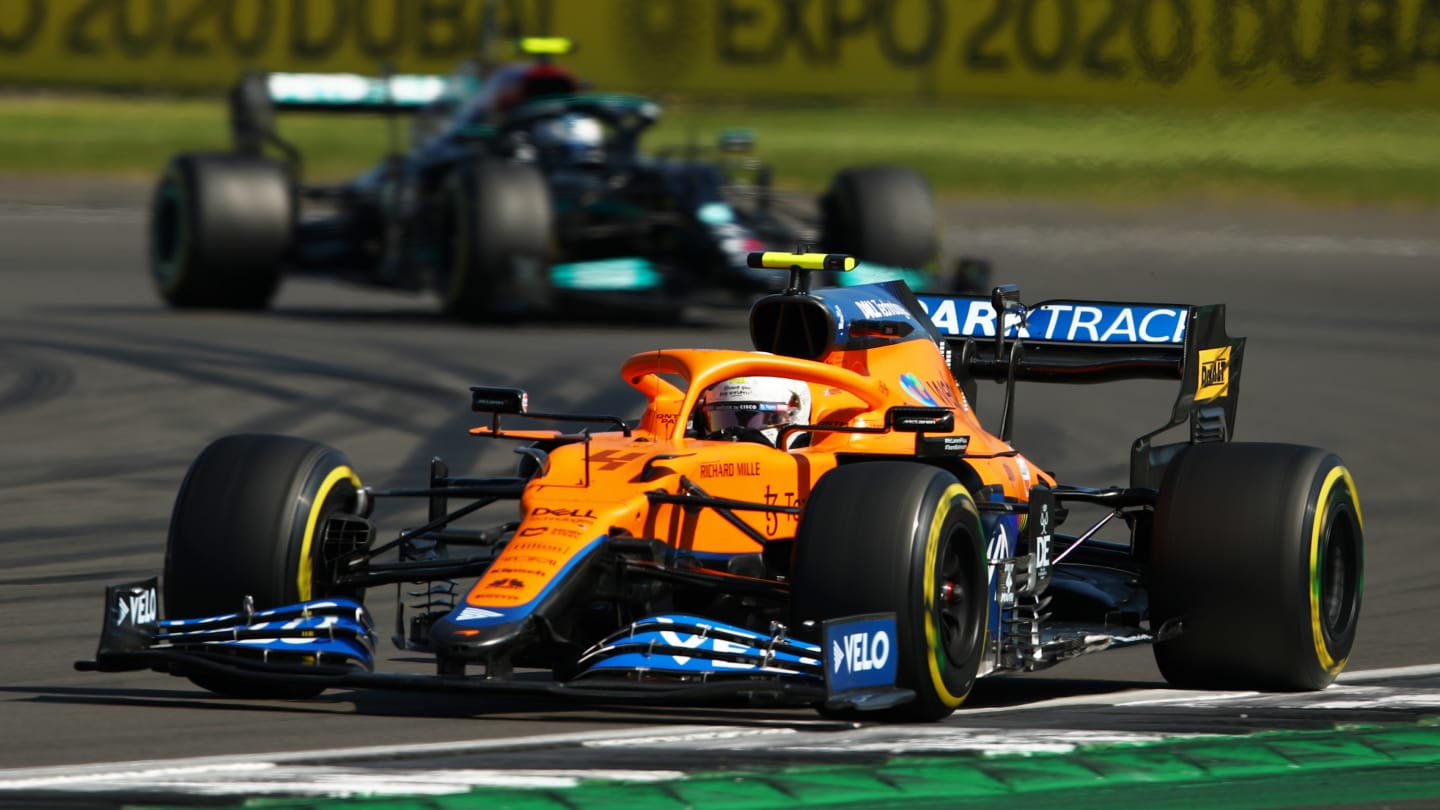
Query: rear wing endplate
[[917, 286, 1246, 488]]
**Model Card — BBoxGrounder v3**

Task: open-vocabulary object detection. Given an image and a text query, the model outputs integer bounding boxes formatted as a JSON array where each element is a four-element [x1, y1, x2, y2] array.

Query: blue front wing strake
[[88, 578, 376, 673], [573, 614, 824, 681]]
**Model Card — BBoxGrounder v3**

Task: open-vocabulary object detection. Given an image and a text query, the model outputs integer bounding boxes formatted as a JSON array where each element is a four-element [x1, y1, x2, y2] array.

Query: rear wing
[[917, 286, 1246, 489], [257, 71, 451, 111], [228, 70, 462, 160]]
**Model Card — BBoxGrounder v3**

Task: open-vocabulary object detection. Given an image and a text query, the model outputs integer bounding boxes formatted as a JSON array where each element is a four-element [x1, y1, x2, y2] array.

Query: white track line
[[3, 664, 1435, 791], [1337, 662, 1440, 682], [0, 725, 726, 784]]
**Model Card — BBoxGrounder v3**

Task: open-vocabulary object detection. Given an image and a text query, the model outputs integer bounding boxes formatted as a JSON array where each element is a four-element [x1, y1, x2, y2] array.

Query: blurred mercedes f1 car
[[83, 253, 1362, 720], [149, 39, 970, 321]]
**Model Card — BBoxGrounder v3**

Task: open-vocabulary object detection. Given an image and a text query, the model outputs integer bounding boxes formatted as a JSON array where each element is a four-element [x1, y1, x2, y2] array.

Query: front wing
[[76, 579, 908, 711]]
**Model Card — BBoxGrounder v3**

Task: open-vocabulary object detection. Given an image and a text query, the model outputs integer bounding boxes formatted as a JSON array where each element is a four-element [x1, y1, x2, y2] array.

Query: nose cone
[[428, 609, 537, 661], [428, 532, 611, 664]]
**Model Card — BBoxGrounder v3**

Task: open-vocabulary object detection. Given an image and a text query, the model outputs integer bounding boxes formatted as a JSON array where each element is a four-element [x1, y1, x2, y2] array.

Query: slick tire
[[790, 462, 988, 722], [819, 165, 939, 270], [1150, 443, 1364, 691], [150, 153, 292, 310], [164, 435, 367, 698], [439, 160, 553, 322]]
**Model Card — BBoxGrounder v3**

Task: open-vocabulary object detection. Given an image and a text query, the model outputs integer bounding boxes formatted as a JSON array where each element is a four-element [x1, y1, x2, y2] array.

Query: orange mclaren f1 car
[[78, 253, 1363, 721]]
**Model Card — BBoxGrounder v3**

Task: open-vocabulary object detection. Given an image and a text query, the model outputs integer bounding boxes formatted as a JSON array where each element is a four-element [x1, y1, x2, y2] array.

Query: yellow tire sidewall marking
[[1310, 465, 1361, 675], [296, 465, 361, 601], [924, 482, 975, 708]]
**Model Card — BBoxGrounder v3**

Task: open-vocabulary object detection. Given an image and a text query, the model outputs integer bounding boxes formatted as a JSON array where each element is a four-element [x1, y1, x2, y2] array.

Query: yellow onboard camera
[[745, 252, 856, 272]]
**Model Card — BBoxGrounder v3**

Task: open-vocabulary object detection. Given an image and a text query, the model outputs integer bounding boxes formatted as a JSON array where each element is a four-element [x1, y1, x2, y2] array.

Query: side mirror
[[886, 406, 955, 433], [471, 386, 528, 414]]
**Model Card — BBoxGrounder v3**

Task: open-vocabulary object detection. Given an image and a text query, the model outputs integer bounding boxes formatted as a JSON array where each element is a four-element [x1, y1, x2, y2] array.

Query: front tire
[[150, 153, 292, 310], [1150, 443, 1363, 691], [439, 160, 553, 321], [790, 462, 988, 721], [164, 434, 368, 698]]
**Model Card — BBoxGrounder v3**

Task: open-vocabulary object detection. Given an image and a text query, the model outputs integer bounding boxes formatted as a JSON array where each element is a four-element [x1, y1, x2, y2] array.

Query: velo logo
[[116, 586, 157, 626], [822, 614, 899, 695]]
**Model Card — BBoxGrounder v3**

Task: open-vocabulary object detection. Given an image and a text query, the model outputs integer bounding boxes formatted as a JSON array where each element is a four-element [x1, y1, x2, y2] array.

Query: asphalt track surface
[[2, 178, 1439, 804]]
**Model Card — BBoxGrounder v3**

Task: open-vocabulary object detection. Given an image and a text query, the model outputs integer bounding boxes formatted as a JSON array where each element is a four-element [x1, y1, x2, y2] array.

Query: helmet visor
[[704, 401, 794, 433]]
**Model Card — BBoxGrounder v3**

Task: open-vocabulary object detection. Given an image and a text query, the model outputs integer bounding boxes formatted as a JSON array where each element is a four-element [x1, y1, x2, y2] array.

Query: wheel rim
[[933, 529, 983, 666], [295, 465, 362, 601], [152, 179, 185, 287], [1320, 500, 1361, 642], [314, 482, 368, 599]]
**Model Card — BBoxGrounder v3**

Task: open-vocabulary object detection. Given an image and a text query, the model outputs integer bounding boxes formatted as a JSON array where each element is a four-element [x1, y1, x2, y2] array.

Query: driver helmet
[[495, 63, 580, 114], [700, 376, 811, 448], [518, 62, 579, 102], [533, 113, 605, 164]]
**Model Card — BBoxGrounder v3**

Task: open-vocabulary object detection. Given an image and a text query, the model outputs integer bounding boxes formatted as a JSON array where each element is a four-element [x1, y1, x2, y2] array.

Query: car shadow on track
[[6, 673, 1161, 728], [9, 684, 849, 732], [966, 675, 1162, 709]]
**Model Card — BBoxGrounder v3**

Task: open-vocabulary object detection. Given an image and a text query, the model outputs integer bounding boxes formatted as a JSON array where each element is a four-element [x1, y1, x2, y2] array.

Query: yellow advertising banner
[[1, 0, 1437, 105]]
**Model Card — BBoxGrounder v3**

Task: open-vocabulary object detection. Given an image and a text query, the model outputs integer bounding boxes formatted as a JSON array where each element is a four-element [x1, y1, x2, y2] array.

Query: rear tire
[[164, 434, 367, 698], [1150, 443, 1363, 690], [150, 153, 292, 309], [790, 462, 987, 721], [820, 166, 939, 270], [439, 160, 553, 321]]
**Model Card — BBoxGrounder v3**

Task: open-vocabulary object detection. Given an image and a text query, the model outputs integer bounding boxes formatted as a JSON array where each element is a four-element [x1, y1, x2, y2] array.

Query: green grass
[[4, 91, 1439, 206]]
